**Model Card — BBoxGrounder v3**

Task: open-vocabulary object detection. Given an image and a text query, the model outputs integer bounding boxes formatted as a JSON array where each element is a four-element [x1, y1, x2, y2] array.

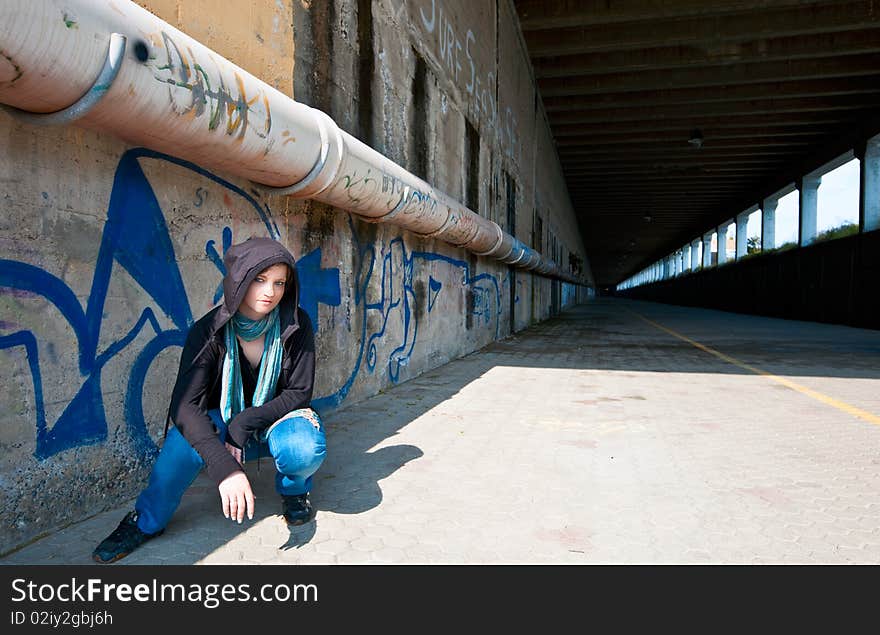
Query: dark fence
[[618, 229, 880, 330]]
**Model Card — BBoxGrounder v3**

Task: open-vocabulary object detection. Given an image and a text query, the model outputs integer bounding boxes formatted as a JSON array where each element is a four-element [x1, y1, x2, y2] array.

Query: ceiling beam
[[569, 178, 781, 188], [555, 137, 812, 149], [571, 183, 754, 190], [538, 55, 880, 97], [543, 79, 880, 116], [531, 29, 880, 78], [565, 167, 777, 176], [522, 1, 880, 57], [548, 113, 853, 136], [558, 144, 796, 154], [515, 0, 838, 31], [562, 157, 796, 168], [553, 126, 826, 143], [543, 95, 879, 120]]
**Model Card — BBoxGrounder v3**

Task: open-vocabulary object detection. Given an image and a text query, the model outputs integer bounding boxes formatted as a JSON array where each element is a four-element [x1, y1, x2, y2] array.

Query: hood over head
[[218, 237, 301, 332]]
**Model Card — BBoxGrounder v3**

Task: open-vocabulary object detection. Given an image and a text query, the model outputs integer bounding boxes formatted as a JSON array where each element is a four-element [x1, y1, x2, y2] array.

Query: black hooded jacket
[[166, 237, 315, 484]]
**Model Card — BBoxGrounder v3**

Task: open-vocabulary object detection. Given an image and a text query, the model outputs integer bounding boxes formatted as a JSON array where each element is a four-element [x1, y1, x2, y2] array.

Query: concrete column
[[735, 211, 750, 260], [702, 234, 713, 268], [678, 249, 685, 274], [799, 175, 821, 246], [691, 239, 701, 269], [762, 198, 777, 250], [862, 134, 880, 232], [717, 224, 729, 264]]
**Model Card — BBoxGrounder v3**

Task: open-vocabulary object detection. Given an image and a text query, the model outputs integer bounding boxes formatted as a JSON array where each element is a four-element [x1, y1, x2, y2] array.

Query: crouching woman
[[93, 237, 325, 563]]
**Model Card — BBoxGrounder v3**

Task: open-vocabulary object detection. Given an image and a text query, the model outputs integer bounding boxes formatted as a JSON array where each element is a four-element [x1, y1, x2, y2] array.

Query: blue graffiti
[[412, 249, 502, 338], [311, 217, 379, 411], [0, 148, 340, 460], [312, 217, 502, 410], [206, 226, 234, 304], [363, 239, 407, 377], [297, 248, 343, 328], [2, 146, 504, 456], [427, 276, 442, 312]]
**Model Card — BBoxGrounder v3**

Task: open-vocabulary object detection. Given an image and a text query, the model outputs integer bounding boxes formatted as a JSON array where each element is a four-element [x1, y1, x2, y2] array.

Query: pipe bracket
[[257, 108, 343, 198], [355, 186, 412, 224], [1, 33, 126, 125]]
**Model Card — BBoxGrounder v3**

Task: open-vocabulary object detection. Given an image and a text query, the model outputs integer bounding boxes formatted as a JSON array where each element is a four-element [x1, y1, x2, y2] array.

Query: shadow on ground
[[5, 297, 879, 564]]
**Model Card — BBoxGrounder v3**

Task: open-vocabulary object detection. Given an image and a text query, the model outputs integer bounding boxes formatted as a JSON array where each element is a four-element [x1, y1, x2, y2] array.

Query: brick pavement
[[3, 298, 880, 565]]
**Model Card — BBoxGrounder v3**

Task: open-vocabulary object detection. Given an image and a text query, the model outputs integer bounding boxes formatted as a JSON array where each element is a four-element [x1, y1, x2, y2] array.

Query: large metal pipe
[[0, 0, 586, 285]]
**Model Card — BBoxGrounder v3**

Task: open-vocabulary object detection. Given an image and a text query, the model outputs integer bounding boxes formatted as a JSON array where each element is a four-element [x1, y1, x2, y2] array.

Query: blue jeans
[[134, 408, 326, 534]]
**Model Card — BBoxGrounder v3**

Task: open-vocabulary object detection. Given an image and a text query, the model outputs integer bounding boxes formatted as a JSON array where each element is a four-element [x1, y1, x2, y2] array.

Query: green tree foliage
[[815, 222, 859, 243]]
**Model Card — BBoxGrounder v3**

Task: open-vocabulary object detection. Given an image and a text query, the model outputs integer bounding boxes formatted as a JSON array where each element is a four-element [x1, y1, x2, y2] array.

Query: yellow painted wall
[[136, 0, 294, 96]]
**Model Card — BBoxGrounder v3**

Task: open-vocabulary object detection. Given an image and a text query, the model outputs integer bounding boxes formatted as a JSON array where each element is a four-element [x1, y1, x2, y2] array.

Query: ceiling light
[[688, 129, 703, 148]]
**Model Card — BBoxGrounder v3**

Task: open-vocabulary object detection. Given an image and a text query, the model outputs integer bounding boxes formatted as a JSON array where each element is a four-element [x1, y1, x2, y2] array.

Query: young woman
[[93, 237, 326, 563]]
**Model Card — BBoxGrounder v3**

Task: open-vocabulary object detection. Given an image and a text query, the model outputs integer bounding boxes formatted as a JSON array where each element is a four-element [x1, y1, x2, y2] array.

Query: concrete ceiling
[[513, 0, 880, 289]]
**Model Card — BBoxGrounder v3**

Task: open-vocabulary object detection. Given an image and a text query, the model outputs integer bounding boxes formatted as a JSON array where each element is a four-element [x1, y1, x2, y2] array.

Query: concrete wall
[[0, 0, 588, 554]]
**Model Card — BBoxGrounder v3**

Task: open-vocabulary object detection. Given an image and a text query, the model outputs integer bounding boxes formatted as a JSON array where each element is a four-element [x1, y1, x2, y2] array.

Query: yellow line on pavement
[[631, 310, 880, 426]]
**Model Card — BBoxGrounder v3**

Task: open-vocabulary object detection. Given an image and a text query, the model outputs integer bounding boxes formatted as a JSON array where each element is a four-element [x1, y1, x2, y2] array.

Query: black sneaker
[[282, 493, 314, 526], [92, 511, 163, 564]]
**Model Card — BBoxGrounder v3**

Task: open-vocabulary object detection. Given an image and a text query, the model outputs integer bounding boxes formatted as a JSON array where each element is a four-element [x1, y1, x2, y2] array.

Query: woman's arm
[[225, 309, 316, 448], [169, 322, 243, 484]]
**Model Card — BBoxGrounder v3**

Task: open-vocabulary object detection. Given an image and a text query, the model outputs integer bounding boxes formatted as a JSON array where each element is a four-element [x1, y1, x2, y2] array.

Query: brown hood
[[217, 237, 301, 337]]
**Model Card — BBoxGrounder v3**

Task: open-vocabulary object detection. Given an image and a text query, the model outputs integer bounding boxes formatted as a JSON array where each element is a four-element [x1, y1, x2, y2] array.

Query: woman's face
[[238, 263, 289, 320]]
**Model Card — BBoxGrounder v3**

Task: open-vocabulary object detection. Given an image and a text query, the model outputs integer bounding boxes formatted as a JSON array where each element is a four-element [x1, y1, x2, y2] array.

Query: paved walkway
[[3, 298, 880, 565]]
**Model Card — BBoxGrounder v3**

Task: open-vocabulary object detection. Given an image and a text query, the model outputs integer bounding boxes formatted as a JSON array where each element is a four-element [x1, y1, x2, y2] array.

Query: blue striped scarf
[[220, 308, 282, 425]]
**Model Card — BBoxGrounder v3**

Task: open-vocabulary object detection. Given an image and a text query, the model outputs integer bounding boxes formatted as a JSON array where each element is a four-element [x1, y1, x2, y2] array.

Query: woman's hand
[[218, 471, 255, 523]]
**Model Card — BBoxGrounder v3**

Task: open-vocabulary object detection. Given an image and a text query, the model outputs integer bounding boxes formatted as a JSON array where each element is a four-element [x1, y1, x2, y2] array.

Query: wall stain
[[300, 200, 338, 253]]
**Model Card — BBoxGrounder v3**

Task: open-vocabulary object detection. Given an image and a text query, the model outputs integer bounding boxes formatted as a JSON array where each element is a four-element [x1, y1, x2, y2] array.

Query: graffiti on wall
[[312, 215, 501, 410], [413, 0, 521, 165], [1, 149, 502, 462], [0, 148, 339, 460]]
